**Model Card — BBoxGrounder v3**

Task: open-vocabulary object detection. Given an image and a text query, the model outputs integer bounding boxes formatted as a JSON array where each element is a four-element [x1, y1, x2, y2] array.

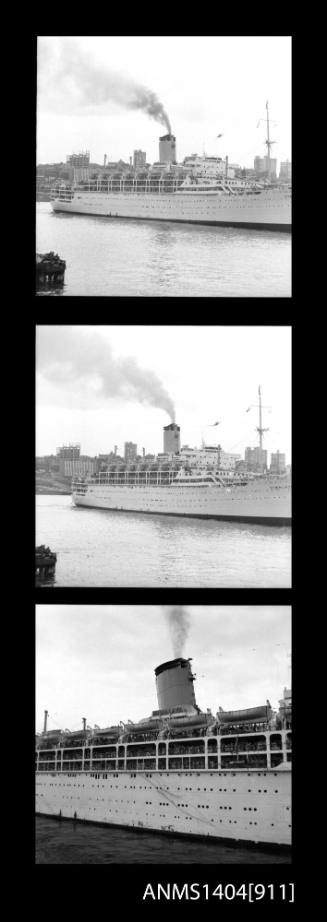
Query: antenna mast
[[256, 385, 269, 455], [265, 101, 276, 179]]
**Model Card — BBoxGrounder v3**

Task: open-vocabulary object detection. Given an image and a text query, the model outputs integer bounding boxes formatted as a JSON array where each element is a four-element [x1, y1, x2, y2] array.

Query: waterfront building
[[133, 150, 146, 170], [244, 446, 268, 472], [270, 450, 286, 474], [279, 160, 292, 182], [63, 457, 99, 477], [124, 441, 138, 461]]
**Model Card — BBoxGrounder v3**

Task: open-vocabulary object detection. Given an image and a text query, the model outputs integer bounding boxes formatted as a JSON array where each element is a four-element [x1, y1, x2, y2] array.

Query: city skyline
[[36, 326, 292, 461], [37, 36, 291, 168], [36, 606, 291, 732]]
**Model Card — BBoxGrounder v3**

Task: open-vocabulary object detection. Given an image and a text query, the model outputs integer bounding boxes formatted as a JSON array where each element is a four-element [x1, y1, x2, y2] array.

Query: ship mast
[[265, 101, 275, 180], [247, 386, 270, 471], [256, 385, 269, 453]]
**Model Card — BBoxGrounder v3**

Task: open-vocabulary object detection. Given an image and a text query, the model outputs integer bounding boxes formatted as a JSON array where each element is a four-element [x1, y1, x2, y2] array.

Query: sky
[[36, 325, 292, 462], [36, 605, 291, 732], [37, 36, 291, 168]]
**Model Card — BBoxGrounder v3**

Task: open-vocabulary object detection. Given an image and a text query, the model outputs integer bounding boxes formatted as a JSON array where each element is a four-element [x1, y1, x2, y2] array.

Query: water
[[35, 815, 290, 864], [35, 494, 291, 587], [36, 202, 291, 297]]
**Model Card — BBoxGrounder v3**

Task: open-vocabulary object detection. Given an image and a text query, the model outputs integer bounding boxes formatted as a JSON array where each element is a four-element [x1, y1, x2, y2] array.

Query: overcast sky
[[37, 36, 291, 168], [36, 325, 291, 461], [36, 605, 291, 732]]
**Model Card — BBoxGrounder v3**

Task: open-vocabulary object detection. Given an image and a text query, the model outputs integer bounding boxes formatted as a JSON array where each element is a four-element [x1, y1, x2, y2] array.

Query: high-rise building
[[133, 150, 146, 170], [254, 155, 277, 179], [279, 160, 292, 182], [159, 134, 177, 164], [270, 450, 286, 474], [124, 441, 138, 461], [163, 423, 180, 454], [245, 446, 268, 472], [56, 443, 81, 475]]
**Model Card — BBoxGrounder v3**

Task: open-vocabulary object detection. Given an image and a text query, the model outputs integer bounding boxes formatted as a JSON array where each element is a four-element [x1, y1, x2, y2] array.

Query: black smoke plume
[[164, 607, 191, 658], [37, 327, 175, 421], [38, 38, 171, 133]]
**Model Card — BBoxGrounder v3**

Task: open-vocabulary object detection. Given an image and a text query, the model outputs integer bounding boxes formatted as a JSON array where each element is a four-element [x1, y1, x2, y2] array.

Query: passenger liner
[[51, 176, 291, 231], [51, 106, 291, 231], [72, 389, 291, 524], [72, 467, 291, 524], [36, 657, 292, 848]]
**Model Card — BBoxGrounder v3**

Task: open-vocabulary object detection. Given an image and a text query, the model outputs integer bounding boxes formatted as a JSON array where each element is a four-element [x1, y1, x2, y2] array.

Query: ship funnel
[[82, 717, 86, 731], [163, 423, 180, 454], [155, 658, 197, 712], [43, 710, 48, 733]]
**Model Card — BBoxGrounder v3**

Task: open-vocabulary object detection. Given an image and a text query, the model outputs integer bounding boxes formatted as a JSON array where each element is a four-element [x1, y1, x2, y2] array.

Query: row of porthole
[[42, 808, 290, 833]]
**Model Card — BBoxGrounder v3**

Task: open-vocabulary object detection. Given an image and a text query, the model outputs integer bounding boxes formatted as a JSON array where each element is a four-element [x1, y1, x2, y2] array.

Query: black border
[[30, 26, 297, 908]]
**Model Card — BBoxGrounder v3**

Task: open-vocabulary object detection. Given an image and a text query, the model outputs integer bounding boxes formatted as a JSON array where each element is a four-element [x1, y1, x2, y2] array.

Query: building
[[56, 444, 81, 475], [163, 423, 181, 454], [159, 134, 177, 164], [124, 441, 138, 461], [133, 150, 146, 170], [279, 160, 292, 182], [254, 155, 277, 180], [270, 450, 286, 474], [66, 151, 90, 183], [244, 446, 268, 472], [63, 457, 98, 477], [66, 151, 90, 169]]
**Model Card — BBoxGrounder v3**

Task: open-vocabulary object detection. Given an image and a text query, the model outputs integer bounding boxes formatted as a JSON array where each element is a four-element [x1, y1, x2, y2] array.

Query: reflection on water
[[36, 495, 291, 587], [36, 203, 291, 297]]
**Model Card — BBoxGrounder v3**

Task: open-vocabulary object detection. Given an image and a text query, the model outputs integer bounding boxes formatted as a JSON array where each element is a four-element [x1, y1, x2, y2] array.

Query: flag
[[216, 133, 223, 138]]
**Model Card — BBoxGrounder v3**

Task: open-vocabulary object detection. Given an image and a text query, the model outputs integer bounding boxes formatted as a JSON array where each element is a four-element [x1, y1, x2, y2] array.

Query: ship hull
[[52, 189, 291, 230], [72, 481, 291, 524], [36, 768, 291, 847]]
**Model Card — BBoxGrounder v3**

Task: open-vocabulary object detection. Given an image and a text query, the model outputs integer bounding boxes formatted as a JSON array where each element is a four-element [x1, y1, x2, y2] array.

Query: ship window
[[270, 734, 282, 750]]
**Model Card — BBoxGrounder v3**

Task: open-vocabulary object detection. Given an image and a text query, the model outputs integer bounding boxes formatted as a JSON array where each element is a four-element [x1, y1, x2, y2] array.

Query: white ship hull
[[52, 188, 291, 230], [36, 768, 291, 847], [72, 479, 291, 524]]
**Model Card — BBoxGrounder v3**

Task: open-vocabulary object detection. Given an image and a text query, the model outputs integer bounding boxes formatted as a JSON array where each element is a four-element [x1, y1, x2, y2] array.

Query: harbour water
[[35, 494, 291, 587], [35, 816, 290, 864], [36, 202, 291, 298]]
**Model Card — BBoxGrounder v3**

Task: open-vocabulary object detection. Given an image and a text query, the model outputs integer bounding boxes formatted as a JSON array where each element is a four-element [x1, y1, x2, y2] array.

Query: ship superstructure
[[36, 657, 292, 847]]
